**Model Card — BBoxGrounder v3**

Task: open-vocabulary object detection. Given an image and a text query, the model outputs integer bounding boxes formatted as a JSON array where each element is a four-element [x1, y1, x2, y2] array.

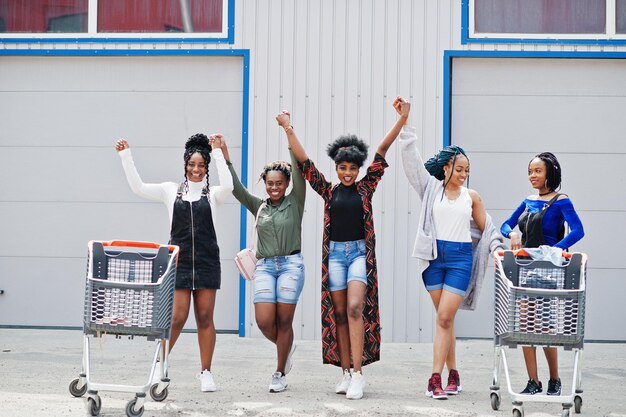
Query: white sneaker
[[269, 372, 287, 393], [198, 369, 217, 392], [335, 369, 352, 394], [285, 344, 297, 375], [346, 371, 365, 400]]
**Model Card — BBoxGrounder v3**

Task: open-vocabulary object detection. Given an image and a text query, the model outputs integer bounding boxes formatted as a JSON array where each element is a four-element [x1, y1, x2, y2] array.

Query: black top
[[329, 184, 365, 241]]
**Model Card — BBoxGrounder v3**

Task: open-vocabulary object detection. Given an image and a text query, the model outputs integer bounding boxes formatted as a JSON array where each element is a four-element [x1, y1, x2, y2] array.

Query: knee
[[347, 301, 364, 320], [171, 313, 187, 330], [195, 311, 214, 329], [334, 310, 348, 326], [436, 313, 455, 330], [256, 317, 275, 334], [276, 316, 293, 332]]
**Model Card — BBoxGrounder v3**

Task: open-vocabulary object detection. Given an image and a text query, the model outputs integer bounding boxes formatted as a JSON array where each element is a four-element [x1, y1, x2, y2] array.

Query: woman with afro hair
[[276, 97, 411, 400], [115, 133, 232, 392], [399, 116, 503, 400], [219, 127, 306, 394]]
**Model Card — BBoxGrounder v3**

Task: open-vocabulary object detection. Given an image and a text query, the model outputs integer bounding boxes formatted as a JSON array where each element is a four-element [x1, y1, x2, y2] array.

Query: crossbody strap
[[250, 201, 266, 250]]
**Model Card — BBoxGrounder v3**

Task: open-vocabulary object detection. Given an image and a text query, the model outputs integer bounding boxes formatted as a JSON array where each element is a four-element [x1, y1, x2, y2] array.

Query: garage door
[[0, 54, 244, 332], [450, 56, 626, 341]]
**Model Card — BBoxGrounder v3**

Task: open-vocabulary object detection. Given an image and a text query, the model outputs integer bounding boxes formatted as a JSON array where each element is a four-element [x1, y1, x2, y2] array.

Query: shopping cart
[[490, 250, 586, 417], [68, 240, 179, 417]]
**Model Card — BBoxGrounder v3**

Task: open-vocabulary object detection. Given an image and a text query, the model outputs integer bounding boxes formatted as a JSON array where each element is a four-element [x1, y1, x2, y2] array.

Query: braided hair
[[326, 135, 368, 167], [183, 133, 212, 192], [531, 152, 561, 192], [260, 160, 292, 182], [424, 145, 469, 198]]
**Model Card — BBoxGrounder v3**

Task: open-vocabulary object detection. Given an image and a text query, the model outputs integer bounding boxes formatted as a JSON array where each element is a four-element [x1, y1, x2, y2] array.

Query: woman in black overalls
[[501, 152, 584, 397], [115, 133, 233, 392]]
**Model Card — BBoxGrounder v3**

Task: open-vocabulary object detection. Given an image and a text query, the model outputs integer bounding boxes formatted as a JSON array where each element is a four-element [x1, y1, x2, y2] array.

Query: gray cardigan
[[399, 126, 504, 310]]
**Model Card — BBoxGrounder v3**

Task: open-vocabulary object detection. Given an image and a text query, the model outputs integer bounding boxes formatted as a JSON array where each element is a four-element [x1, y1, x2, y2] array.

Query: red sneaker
[[425, 373, 448, 400], [445, 369, 461, 395]]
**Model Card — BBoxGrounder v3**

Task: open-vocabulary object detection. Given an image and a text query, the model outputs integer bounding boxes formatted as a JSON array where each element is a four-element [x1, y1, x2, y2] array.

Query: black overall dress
[[169, 184, 221, 290], [518, 193, 563, 248]]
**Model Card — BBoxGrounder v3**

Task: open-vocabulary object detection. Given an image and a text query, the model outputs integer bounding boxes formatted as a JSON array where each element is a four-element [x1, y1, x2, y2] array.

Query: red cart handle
[[496, 249, 573, 259], [98, 240, 178, 253]]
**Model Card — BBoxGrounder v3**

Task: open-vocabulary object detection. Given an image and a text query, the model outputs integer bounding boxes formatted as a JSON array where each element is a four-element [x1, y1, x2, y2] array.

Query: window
[[466, 0, 626, 43], [0, 0, 231, 41]]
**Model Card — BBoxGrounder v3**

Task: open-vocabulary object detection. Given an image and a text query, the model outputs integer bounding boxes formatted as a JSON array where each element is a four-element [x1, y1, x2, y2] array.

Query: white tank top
[[432, 187, 472, 242]]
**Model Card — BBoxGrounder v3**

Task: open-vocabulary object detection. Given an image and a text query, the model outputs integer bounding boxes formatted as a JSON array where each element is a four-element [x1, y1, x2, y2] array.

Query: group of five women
[[114, 96, 584, 400]]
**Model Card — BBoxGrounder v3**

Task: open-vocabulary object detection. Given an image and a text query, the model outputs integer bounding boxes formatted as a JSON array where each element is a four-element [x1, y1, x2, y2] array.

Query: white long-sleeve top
[[117, 147, 233, 225]]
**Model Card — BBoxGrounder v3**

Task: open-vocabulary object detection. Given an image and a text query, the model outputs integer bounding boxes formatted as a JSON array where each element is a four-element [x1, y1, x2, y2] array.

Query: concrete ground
[[0, 329, 624, 417]]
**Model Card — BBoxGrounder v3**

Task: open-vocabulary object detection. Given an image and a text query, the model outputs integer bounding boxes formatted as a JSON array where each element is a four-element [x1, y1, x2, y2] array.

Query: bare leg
[[330, 289, 351, 370], [192, 289, 217, 371], [275, 303, 297, 373], [169, 289, 192, 350], [431, 290, 464, 375], [523, 347, 540, 382], [347, 281, 367, 373], [544, 347, 560, 380]]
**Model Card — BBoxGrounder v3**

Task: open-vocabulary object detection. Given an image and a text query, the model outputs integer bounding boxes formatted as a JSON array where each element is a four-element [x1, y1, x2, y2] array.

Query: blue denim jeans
[[328, 239, 367, 292], [253, 253, 305, 304]]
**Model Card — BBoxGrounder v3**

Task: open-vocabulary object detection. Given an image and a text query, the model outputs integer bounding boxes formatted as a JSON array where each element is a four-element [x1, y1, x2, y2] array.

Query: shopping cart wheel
[[149, 383, 169, 402], [490, 392, 500, 410], [561, 409, 570, 417], [126, 398, 144, 417], [68, 377, 87, 397], [512, 408, 524, 417], [574, 396, 582, 413], [87, 395, 101, 416]]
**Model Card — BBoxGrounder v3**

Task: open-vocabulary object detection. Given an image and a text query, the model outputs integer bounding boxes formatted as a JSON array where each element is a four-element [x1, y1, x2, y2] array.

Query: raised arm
[[398, 126, 433, 199], [276, 111, 309, 163], [114, 138, 168, 202], [225, 155, 263, 215], [208, 134, 234, 204], [376, 96, 411, 158]]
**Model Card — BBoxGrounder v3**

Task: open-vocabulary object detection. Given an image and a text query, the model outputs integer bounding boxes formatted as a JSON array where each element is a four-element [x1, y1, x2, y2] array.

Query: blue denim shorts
[[253, 253, 305, 304], [422, 240, 473, 296], [328, 240, 367, 292]]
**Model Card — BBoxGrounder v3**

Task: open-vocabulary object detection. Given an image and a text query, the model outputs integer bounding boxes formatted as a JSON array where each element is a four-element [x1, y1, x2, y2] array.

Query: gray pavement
[[0, 329, 624, 417]]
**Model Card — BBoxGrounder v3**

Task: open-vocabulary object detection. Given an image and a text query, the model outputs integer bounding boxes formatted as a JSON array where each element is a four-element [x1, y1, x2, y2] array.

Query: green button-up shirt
[[228, 150, 306, 259]]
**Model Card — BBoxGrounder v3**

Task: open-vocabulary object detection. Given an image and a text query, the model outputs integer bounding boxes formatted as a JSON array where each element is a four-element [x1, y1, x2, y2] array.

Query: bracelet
[[284, 125, 294, 132]]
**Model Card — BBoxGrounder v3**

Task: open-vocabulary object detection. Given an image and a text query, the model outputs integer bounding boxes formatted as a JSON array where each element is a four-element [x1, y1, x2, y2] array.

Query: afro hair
[[326, 134, 368, 167]]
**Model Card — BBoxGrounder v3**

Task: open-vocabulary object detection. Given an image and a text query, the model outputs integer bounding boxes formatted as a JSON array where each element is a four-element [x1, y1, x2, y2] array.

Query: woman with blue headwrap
[[399, 117, 503, 400]]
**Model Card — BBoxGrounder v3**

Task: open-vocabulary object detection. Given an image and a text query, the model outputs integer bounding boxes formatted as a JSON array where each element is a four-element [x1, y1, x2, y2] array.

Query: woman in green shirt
[[218, 131, 305, 394]]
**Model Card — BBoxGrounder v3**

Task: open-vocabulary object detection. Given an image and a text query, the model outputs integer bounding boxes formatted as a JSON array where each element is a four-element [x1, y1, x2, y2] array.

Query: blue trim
[[461, 0, 626, 46], [442, 50, 626, 146], [0, 47, 250, 335], [238, 50, 250, 337], [0, 0, 234, 44]]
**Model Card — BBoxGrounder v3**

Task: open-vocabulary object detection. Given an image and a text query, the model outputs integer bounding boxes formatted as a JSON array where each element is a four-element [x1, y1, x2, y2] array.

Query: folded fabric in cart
[[524, 245, 564, 266], [521, 270, 559, 289]]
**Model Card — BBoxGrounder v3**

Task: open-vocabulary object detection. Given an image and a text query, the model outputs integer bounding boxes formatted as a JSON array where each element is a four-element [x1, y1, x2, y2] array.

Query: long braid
[[424, 145, 468, 200], [182, 133, 212, 194]]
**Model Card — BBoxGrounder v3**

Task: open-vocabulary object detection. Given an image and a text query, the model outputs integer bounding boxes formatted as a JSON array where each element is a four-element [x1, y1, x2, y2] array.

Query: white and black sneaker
[[269, 372, 287, 393], [335, 369, 352, 394]]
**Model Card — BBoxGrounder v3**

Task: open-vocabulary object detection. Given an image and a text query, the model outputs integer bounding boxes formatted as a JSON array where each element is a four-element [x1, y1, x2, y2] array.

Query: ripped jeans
[[253, 253, 305, 304]]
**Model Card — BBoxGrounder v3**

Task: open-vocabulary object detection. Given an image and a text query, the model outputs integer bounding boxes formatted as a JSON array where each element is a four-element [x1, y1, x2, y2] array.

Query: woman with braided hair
[[501, 152, 584, 396], [219, 132, 306, 394], [276, 97, 410, 400], [399, 121, 503, 400], [115, 133, 232, 392]]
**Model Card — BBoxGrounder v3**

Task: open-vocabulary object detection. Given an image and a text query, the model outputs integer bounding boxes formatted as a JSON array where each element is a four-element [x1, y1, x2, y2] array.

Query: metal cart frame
[[68, 240, 179, 417], [490, 250, 587, 417]]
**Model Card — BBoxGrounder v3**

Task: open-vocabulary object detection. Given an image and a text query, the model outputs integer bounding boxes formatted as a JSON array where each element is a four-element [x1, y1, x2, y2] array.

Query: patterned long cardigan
[[298, 154, 388, 367]]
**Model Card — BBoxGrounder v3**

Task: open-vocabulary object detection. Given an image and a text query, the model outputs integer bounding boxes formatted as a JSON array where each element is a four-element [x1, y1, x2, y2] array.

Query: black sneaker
[[520, 379, 543, 395], [547, 378, 562, 396]]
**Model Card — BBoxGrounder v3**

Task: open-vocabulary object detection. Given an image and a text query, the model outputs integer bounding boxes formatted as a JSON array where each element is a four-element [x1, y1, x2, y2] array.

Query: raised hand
[[276, 110, 291, 129], [115, 139, 129, 152], [393, 96, 411, 118], [209, 133, 225, 150]]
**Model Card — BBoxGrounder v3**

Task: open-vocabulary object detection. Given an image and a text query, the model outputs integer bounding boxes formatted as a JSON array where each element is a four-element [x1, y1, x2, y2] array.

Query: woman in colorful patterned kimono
[[276, 97, 411, 400]]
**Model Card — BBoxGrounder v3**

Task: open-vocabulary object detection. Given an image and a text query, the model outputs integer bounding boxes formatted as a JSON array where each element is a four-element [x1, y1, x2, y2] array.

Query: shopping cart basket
[[490, 250, 586, 417], [68, 240, 179, 417]]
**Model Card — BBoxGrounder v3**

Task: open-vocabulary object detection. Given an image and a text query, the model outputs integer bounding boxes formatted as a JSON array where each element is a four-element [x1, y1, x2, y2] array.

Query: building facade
[[1, 0, 624, 342]]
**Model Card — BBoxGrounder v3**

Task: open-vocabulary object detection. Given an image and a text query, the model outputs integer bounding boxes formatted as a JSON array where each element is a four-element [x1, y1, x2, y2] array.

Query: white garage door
[[451, 57, 626, 341], [0, 55, 244, 332]]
